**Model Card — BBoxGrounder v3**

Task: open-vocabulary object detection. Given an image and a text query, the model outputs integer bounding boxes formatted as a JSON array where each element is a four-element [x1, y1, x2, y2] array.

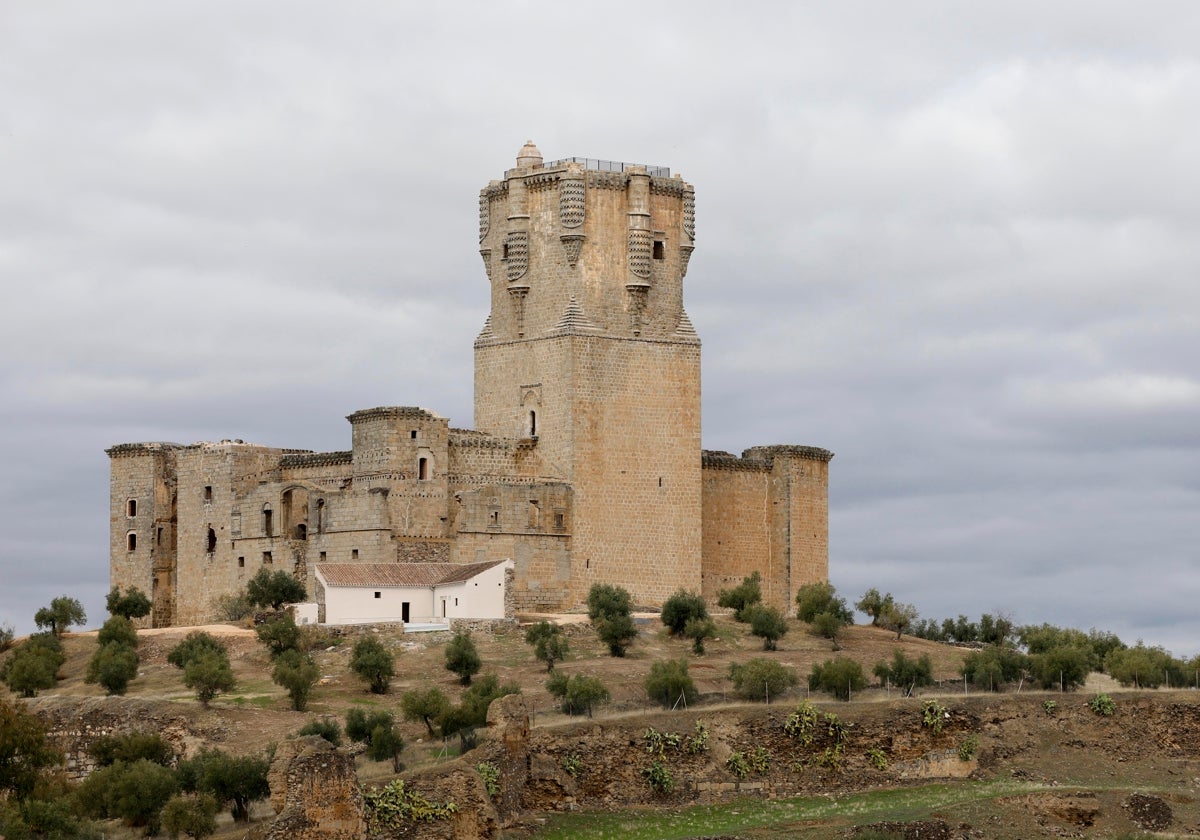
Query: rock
[[265, 736, 365, 839], [1122, 793, 1172, 831]]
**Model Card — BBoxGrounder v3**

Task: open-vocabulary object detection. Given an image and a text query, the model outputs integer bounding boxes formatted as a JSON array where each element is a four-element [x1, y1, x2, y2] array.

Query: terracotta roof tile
[[316, 561, 507, 588]]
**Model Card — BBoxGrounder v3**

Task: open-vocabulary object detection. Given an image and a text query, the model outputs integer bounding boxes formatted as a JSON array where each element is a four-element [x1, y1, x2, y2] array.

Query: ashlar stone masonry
[[107, 142, 832, 626]]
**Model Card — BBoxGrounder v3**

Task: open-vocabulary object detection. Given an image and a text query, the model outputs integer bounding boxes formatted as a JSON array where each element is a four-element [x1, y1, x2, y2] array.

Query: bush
[[177, 749, 270, 822], [444, 631, 482, 685], [1028, 644, 1091, 691], [476, 761, 500, 798], [161, 794, 218, 839], [346, 709, 404, 769], [645, 658, 698, 708], [439, 674, 520, 746], [245, 568, 306, 611], [729, 658, 798, 701], [545, 672, 609, 716], [810, 610, 850, 649], [0, 696, 61, 799], [362, 780, 457, 831], [960, 645, 1028, 691], [683, 616, 717, 654], [747, 604, 789, 651], [586, 583, 633, 622], [1104, 643, 1185, 689], [350, 637, 394, 694], [346, 708, 395, 744], [660, 590, 708, 636], [89, 732, 174, 767], [0, 634, 65, 697], [921, 699, 948, 734], [296, 719, 342, 745], [105, 586, 152, 621], [256, 613, 302, 659], [33, 596, 86, 637], [0, 623, 12, 653], [524, 621, 569, 671], [1089, 693, 1116, 716], [873, 650, 934, 696], [641, 760, 673, 794], [587, 583, 638, 657], [76, 758, 178, 833], [795, 582, 852, 624], [401, 686, 452, 737], [595, 613, 638, 658], [855, 588, 895, 626], [878, 602, 919, 641], [716, 571, 762, 622], [167, 631, 226, 669], [97, 615, 139, 649], [808, 657, 867, 701], [273, 649, 319, 711], [182, 650, 236, 706], [213, 592, 254, 622], [85, 642, 140, 695]]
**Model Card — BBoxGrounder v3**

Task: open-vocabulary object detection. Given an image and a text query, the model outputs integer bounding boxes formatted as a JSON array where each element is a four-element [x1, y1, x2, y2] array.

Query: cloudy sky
[[2, 2, 1197, 656]]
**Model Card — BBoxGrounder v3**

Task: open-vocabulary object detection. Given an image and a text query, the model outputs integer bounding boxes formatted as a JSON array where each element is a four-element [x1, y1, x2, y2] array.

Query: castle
[[107, 143, 833, 627]]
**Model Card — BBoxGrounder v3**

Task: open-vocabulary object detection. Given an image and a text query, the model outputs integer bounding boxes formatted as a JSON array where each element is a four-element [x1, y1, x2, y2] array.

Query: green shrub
[[85, 642, 139, 696], [444, 632, 481, 685], [784, 700, 820, 744], [167, 632, 226, 669], [588, 584, 638, 657], [350, 637, 395, 694], [161, 794, 218, 839], [808, 657, 867, 701], [683, 616, 717, 655], [1042, 699, 1058, 716], [957, 734, 979, 761], [296, 719, 342, 745], [76, 759, 179, 833], [1028, 644, 1091, 691], [33, 596, 86, 637], [960, 645, 1029, 691], [643, 727, 682, 758], [105, 587, 152, 621], [725, 751, 750, 779], [176, 749, 270, 823], [213, 592, 254, 622], [476, 762, 500, 798], [562, 753, 583, 777], [873, 650, 933, 695], [660, 590, 708, 636], [795, 583, 852, 624], [855, 589, 895, 626], [362, 780, 456, 831], [97, 616, 139, 649], [641, 760, 673, 794], [729, 658, 798, 701], [866, 747, 888, 770], [401, 686, 452, 737], [89, 732, 173, 767], [747, 605, 789, 651], [245, 568, 306, 611], [256, 613, 302, 660], [545, 673, 609, 717], [1089, 693, 1116, 716], [685, 721, 710, 754], [921, 699, 948, 735], [272, 649, 319, 711], [717, 572, 762, 621], [182, 649, 236, 706], [645, 659, 698, 708], [524, 621, 570, 671], [0, 696, 61, 799], [0, 634, 65, 697]]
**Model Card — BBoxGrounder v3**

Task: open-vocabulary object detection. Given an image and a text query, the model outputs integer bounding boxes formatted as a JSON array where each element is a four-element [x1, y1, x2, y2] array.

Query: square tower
[[474, 143, 702, 606]]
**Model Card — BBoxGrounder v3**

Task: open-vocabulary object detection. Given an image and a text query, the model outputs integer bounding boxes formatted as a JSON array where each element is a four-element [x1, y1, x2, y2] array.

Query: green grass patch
[[510, 779, 1042, 840]]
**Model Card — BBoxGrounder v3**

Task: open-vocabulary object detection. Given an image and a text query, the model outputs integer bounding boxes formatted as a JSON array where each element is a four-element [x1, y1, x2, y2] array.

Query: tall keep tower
[[474, 142, 702, 605]]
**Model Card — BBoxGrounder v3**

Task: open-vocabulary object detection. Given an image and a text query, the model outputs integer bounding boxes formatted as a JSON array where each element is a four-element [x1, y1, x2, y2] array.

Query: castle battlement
[[107, 142, 830, 626]]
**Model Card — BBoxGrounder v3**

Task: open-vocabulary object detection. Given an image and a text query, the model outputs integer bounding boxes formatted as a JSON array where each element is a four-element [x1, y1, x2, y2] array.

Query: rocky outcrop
[[265, 736, 365, 840]]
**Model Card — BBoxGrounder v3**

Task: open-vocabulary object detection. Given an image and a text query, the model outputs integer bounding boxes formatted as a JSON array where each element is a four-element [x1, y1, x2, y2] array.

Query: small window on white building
[[374, 591, 381, 599]]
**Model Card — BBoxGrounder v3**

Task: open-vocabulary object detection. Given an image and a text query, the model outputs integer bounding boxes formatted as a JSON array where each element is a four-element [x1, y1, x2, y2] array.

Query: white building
[[314, 560, 512, 625]]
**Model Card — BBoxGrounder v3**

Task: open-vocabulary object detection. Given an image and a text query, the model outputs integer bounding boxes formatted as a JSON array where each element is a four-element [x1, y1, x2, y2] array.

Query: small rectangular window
[[238, 556, 245, 568], [263, 551, 272, 565], [204, 486, 213, 503], [319, 551, 326, 562], [374, 591, 381, 599], [410, 430, 417, 439], [126, 499, 137, 517], [653, 240, 665, 259], [352, 548, 359, 560], [554, 512, 565, 530]]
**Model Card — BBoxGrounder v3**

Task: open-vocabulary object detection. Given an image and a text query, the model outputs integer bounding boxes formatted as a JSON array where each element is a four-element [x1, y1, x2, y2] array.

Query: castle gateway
[[107, 143, 832, 627]]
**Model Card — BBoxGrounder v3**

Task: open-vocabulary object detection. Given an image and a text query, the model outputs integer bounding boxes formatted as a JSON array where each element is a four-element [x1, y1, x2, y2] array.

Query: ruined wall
[[107, 443, 179, 628]]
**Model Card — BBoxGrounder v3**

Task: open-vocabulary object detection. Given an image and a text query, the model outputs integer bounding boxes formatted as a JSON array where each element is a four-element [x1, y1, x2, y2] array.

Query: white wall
[[317, 561, 511, 625]]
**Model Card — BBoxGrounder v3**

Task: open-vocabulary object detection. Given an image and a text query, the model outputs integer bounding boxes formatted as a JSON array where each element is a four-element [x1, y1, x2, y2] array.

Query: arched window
[[126, 499, 137, 517], [126, 532, 137, 551], [262, 505, 273, 536]]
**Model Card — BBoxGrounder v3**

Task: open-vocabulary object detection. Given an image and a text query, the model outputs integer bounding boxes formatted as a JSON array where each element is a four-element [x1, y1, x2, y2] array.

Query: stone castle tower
[[474, 143, 701, 604], [107, 143, 831, 626]]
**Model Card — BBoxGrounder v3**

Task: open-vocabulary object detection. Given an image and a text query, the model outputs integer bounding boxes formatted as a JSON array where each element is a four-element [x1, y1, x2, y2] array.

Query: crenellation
[[107, 142, 831, 625]]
